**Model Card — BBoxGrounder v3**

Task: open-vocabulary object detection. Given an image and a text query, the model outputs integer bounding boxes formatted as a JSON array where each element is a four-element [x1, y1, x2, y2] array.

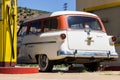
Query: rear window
[[68, 16, 102, 30]]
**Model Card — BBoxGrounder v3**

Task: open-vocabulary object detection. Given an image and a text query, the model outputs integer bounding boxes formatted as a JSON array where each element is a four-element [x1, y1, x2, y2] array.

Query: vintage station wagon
[[17, 11, 118, 72]]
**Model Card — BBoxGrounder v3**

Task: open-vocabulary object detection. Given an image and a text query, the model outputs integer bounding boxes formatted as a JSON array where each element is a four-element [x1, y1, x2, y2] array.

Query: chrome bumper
[[58, 50, 118, 58]]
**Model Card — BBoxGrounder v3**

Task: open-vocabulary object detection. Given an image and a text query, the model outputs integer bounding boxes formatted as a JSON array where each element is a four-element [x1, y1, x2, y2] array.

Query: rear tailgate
[[67, 30, 114, 51]]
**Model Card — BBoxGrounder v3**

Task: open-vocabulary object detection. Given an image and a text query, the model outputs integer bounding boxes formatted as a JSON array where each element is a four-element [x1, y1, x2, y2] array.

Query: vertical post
[[64, 3, 68, 11], [0, 0, 4, 67], [0, 0, 2, 20], [0, 0, 17, 67]]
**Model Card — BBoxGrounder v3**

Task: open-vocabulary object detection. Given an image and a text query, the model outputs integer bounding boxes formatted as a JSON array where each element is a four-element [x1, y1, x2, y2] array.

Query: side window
[[29, 21, 41, 34], [44, 20, 50, 32], [43, 18, 58, 32], [51, 19, 58, 30], [17, 25, 27, 36]]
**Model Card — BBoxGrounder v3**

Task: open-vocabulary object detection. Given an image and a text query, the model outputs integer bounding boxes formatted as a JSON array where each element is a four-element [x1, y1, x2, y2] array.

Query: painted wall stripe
[[115, 44, 120, 47], [84, 1, 120, 12]]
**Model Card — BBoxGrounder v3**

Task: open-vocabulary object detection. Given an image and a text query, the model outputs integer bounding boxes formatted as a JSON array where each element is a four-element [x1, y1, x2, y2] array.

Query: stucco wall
[[76, 0, 120, 67], [93, 6, 120, 35], [76, 0, 120, 11]]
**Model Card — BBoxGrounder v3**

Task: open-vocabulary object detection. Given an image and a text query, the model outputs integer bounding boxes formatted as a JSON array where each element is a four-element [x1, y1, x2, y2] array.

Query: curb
[[0, 67, 39, 74]]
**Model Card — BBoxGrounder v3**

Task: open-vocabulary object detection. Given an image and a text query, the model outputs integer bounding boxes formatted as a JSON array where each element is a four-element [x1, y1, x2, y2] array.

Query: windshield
[[68, 16, 102, 30]]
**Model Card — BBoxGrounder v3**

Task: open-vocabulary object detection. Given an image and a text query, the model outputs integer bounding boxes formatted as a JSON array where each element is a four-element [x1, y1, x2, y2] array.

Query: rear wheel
[[84, 62, 100, 72], [38, 55, 53, 72]]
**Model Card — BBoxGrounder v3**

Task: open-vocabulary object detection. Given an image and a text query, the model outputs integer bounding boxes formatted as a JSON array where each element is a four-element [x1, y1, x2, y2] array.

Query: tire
[[38, 55, 53, 72], [84, 62, 100, 72]]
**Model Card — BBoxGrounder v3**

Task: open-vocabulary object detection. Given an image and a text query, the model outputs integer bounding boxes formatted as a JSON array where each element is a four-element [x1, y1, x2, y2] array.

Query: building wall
[[94, 6, 120, 67], [93, 6, 120, 35], [76, 0, 120, 43], [76, 0, 120, 67], [76, 0, 120, 44], [76, 0, 120, 11]]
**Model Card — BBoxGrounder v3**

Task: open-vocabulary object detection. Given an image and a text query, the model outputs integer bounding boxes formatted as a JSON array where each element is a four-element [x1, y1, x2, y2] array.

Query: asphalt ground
[[0, 71, 120, 80]]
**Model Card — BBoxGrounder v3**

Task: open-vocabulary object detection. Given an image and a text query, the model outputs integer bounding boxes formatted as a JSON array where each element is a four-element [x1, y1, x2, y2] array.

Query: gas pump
[[0, 0, 17, 67], [0, 0, 38, 74]]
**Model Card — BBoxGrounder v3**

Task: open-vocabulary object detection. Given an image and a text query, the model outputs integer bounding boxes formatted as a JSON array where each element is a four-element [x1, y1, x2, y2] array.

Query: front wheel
[[38, 55, 53, 72]]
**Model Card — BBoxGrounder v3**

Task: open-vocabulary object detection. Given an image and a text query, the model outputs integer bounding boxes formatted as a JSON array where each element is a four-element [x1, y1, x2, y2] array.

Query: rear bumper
[[57, 50, 118, 59]]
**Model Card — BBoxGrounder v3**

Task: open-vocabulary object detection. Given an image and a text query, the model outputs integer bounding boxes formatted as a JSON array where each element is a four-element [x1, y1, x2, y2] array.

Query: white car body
[[17, 11, 118, 71]]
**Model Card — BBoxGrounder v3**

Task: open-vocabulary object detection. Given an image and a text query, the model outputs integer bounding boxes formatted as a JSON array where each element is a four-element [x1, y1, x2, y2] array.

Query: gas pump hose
[[7, 5, 15, 64]]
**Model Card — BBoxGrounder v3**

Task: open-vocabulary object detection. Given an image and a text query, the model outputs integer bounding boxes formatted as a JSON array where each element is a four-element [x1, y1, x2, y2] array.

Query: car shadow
[[39, 67, 88, 73]]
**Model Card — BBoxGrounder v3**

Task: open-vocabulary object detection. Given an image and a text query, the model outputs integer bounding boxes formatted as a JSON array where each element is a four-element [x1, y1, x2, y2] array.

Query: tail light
[[60, 33, 66, 40], [109, 36, 116, 45], [111, 36, 116, 42]]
